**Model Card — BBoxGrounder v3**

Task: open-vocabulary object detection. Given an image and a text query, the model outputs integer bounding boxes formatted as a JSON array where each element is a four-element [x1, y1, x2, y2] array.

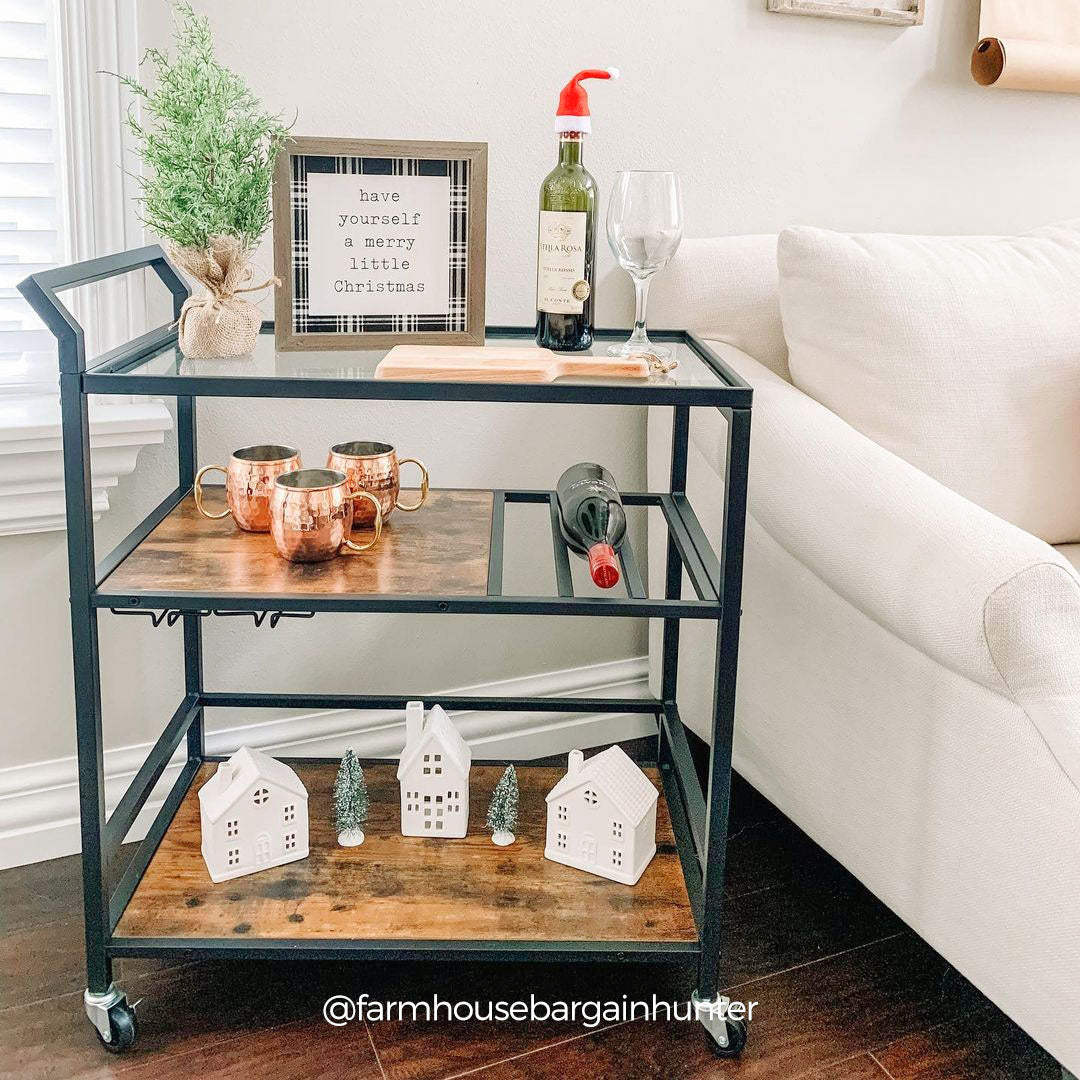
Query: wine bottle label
[[536, 210, 588, 314], [564, 476, 616, 496]]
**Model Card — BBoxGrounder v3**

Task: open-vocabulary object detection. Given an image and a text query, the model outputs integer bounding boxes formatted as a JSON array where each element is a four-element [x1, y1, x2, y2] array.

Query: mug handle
[[341, 491, 383, 553], [395, 457, 429, 512], [194, 464, 231, 519]]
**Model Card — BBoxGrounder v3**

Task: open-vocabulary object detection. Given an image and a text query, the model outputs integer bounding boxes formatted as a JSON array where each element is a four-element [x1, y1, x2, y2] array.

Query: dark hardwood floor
[[0, 776, 1060, 1079]]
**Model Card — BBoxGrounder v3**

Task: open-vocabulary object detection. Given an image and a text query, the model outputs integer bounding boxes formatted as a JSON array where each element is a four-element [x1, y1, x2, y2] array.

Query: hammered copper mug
[[326, 441, 429, 528], [194, 444, 301, 532], [269, 469, 383, 563]]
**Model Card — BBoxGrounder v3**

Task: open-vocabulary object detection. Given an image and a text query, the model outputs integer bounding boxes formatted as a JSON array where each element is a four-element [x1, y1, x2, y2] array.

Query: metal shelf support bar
[[671, 492, 721, 598], [109, 758, 201, 932], [103, 693, 200, 857], [659, 495, 718, 603], [618, 532, 648, 600], [547, 493, 575, 597], [661, 702, 708, 867], [487, 490, 505, 596], [96, 486, 188, 587], [199, 691, 660, 713], [698, 405, 752, 1001]]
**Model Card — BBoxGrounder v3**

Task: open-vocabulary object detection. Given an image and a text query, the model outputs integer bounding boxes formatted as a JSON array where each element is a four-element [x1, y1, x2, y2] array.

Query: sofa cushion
[[648, 235, 789, 380], [779, 222, 1080, 545]]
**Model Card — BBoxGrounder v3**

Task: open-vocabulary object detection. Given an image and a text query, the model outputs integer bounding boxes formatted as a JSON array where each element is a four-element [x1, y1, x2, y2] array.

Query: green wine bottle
[[535, 68, 619, 352]]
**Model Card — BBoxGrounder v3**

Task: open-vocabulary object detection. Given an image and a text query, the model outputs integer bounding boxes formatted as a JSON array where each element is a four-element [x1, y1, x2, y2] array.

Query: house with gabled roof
[[397, 701, 471, 838], [198, 746, 309, 882], [544, 745, 658, 885]]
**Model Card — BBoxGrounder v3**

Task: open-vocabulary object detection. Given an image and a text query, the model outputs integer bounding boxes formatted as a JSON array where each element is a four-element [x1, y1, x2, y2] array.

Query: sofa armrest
[[984, 563, 1080, 789], [688, 343, 1080, 785]]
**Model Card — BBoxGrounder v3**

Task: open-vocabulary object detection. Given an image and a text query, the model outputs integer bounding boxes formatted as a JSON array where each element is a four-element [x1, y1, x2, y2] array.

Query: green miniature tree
[[110, 3, 291, 358], [114, 2, 289, 251], [486, 765, 518, 846], [334, 748, 369, 846]]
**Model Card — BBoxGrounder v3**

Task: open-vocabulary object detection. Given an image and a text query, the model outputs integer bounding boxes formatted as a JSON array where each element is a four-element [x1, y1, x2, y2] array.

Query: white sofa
[[646, 235, 1080, 1071]]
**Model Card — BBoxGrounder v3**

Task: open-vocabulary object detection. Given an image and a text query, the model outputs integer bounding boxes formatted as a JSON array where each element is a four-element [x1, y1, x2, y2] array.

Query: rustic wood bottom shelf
[[114, 763, 697, 946]]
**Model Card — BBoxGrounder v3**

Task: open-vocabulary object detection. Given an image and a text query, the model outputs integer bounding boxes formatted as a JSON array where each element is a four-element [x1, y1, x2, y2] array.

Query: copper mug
[[269, 468, 383, 563], [193, 444, 301, 532], [326, 441, 429, 528]]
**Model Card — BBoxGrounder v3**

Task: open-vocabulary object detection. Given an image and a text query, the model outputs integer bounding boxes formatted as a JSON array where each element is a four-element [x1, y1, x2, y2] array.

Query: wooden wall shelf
[[115, 763, 697, 946]]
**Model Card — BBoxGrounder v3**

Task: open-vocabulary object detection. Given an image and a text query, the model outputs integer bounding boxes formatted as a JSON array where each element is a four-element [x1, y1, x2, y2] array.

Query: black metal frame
[[20, 247, 752, 1013]]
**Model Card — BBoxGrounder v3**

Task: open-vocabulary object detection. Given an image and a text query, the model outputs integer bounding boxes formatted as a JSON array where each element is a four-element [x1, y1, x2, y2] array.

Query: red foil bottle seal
[[587, 543, 620, 589]]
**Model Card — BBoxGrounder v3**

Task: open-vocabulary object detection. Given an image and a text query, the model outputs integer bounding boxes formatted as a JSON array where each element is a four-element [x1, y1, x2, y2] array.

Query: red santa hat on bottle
[[555, 68, 620, 134]]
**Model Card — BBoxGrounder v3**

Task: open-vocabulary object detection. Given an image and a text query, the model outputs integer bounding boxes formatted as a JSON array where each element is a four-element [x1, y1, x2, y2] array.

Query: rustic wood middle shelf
[[104, 489, 494, 599]]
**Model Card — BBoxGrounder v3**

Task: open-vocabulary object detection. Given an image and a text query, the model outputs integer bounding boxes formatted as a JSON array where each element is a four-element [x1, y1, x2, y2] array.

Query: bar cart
[[20, 246, 752, 1057]]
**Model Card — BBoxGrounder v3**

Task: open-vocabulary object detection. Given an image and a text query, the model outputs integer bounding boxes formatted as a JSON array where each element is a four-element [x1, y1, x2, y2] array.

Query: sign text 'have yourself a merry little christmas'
[[304, 173, 451, 317]]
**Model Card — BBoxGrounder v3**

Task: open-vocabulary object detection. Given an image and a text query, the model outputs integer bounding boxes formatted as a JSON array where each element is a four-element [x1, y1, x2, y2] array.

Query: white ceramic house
[[397, 702, 471, 837], [544, 746, 658, 886], [198, 746, 309, 883]]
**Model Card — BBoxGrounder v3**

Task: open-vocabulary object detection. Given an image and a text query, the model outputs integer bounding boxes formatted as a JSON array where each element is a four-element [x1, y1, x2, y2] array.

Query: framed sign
[[766, 0, 923, 24], [273, 137, 487, 350]]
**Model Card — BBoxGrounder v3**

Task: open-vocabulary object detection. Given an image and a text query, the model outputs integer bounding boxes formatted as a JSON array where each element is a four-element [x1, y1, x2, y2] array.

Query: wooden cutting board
[[374, 345, 651, 383]]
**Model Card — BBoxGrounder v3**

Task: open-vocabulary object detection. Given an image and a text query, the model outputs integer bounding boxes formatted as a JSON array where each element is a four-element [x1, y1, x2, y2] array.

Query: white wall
[[155, 0, 1080, 298], [5, 0, 1080, 856]]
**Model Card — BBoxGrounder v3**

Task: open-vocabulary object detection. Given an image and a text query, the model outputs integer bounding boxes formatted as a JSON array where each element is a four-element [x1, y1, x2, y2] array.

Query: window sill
[[0, 393, 172, 536]]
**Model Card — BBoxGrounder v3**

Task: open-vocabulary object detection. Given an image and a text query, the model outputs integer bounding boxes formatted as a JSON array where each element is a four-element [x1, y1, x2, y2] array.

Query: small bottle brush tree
[[486, 765, 518, 846], [112, 3, 290, 359], [334, 748, 369, 847]]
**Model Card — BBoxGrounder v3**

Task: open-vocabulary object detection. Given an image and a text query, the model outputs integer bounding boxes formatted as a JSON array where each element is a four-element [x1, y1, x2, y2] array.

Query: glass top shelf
[[81, 326, 750, 406]]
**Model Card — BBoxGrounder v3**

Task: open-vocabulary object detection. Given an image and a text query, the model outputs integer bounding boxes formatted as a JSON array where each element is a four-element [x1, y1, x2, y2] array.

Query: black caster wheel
[[705, 1015, 748, 1058], [94, 1001, 137, 1053]]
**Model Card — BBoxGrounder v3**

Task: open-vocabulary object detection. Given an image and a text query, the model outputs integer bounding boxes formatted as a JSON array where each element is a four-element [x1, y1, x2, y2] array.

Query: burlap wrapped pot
[[170, 236, 276, 359]]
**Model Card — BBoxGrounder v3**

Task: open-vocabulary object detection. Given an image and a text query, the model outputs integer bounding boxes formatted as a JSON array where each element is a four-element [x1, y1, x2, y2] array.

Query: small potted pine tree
[[333, 748, 369, 847], [486, 765, 518, 847], [112, 3, 290, 358]]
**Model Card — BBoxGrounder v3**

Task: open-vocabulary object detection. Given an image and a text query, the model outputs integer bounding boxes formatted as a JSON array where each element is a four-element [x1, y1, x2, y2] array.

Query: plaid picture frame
[[273, 138, 487, 350]]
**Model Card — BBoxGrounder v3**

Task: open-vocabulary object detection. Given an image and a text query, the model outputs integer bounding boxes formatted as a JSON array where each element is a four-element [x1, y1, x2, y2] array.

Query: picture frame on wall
[[272, 137, 487, 350], [766, 0, 923, 25]]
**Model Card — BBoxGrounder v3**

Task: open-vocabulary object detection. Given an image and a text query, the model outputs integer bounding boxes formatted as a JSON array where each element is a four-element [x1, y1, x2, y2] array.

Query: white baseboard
[[0, 656, 652, 869]]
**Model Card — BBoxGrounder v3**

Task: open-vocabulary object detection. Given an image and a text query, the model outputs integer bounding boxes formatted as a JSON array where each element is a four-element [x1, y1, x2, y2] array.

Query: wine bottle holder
[[486, 489, 714, 605]]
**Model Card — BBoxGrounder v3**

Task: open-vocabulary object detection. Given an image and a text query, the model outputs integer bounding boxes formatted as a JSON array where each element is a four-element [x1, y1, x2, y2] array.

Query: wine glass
[[606, 170, 683, 360]]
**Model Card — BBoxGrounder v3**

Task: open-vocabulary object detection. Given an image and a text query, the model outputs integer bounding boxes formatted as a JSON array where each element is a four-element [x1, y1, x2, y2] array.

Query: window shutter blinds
[[0, 0, 64, 391]]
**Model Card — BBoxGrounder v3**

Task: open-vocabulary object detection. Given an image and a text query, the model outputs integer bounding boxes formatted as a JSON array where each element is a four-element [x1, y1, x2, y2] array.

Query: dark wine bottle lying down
[[555, 462, 626, 589]]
